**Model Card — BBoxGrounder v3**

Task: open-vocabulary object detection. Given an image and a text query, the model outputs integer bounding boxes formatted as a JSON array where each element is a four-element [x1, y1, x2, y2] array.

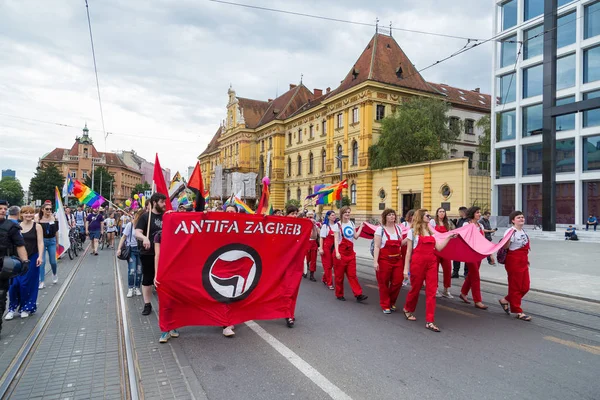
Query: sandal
[[516, 313, 532, 321], [498, 299, 510, 315], [474, 303, 488, 310], [403, 310, 417, 321], [425, 322, 441, 332], [459, 293, 471, 304]]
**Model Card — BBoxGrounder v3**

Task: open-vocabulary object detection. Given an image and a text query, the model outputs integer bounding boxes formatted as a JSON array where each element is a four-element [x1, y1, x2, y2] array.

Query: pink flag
[[433, 223, 513, 263]]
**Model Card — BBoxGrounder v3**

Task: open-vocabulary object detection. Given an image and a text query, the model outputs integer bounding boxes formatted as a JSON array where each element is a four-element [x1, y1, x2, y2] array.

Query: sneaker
[[383, 309, 391, 314], [52, 275, 58, 284], [451, 273, 459, 279], [286, 318, 295, 328], [142, 303, 152, 316], [159, 332, 171, 343], [20, 311, 29, 318], [442, 290, 454, 299], [126, 288, 134, 298], [435, 290, 442, 298], [4, 312, 14, 320], [355, 294, 368, 303], [134, 288, 142, 296], [38, 282, 45, 289], [328, 285, 335, 290], [402, 279, 409, 287], [169, 329, 180, 338], [337, 296, 346, 301], [390, 305, 397, 312], [223, 326, 235, 337]]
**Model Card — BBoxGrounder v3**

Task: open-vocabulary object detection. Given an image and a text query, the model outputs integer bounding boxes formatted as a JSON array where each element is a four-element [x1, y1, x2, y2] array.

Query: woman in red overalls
[[499, 210, 532, 321], [373, 209, 406, 313], [458, 206, 488, 310], [319, 211, 337, 290], [403, 209, 456, 332], [429, 207, 454, 298], [333, 206, 368, 303]]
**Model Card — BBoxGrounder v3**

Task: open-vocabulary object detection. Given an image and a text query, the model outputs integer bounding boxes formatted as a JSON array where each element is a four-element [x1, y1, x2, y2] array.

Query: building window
[[297, 188, 301, 201], [524, 25, 543, 59], [322, 120, 327, 135], [350, 182, 357, 205], [269, 137, 272, 149], [557, 53, 576, 90], [449, 117, 460, 131], [236, 143, 239, 155], [583, 134, 600, 171], [465, 119, 475, 135], [524, 182, 574, 224], [524, 0, 543, 21], [496, 147, 516, 178], [464, 151, 474, 169], [337, 145, 343, 169], [500, 35, 517, 67], [501, 0, 517, 31], [352, 108, 359, 124], [583, 90, 600, 127], [309, 125, 314, 138], [556, 96, 576, 131], [288, 132, 292, 145], [522, 183, 543, 224], [337, 113, 343, 128], [376, 105, 385, 120], [450, 149, 458, 158], [297, 155, 302, 176], [69, 171, 76, 179], [557, 139, 576, 173], [82, 171, 88, 179], [287, 189, 291, 202], [523, 143, 543, 175], [308, 187, 313, 197], [479, 153, 490, 171], [558, 11, 577, 48], [321, 149, 326, 172], [308, 152, 314, 174], [498, 110, 516, 141], [583, 181, 600, 224], [523, 64, 543, 98], [261, 140, 265, 152], [497, 184, 516, 218], [351, 141, 358, 166], [585, 1, 600, 40], [298, 129, 302, 143], [498, 73, 516, 104], [584, 45, 600, 84], [287, 157, 291, 177], [523, 103, 543, 137]]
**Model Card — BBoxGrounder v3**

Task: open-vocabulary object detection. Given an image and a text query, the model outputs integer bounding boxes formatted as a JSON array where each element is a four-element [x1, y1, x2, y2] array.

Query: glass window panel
[[500, 36, 517, 67], [558, 0, 573, 5], [584, 45, 600, 83], [497, 110, 516, 141], [524, 0, 544, 21], [523, 64, 543, 98], [496, 147, 516, 178], [497, 185, 516, 217], [556, 53, 576, 90], [498, 73, 516, 104], [523, 143, 543, 175], [584, 1, 600, 40], [557, 12, 577, 48], [502, 0, 518, 31], [556, 96, 576, 131], [524, 25, 543, 59], [583, 134, 600, 171], [522, 184, 542, 224], [583, 181, 600, 223], [523, 103, 543, 137], [556, 138, 575, 172], [556, 182, 575, 224], [583, 90, 600, 128]]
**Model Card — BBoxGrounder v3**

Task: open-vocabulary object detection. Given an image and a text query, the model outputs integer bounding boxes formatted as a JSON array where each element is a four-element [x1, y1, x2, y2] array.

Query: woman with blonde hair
[[403, 209, 455, 332]]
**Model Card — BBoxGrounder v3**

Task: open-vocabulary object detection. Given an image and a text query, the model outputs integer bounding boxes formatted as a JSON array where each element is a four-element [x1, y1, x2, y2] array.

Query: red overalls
[[461, 224, 485, 303], [321, 225, 335, 286], [376, 226, 403, 310], [404, 235, 438, 322], [334, 226, 363, 298], [305, 223, 318, 274], [434, 224, 452, 289], [504, 240, 530, 314]]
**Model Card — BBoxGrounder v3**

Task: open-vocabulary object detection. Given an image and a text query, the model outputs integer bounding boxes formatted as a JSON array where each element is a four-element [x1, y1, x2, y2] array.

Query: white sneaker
[[39, 282, 45, 289], [435, 290, 442, 298], [126, 288, 134, 298], [442, 290, 454, 299], [20, 311, 29, 318], [4, 311, 14, 320], [223, 326, 235, 337], [52, 275, 58, 284], [134, 288, 142, 296]]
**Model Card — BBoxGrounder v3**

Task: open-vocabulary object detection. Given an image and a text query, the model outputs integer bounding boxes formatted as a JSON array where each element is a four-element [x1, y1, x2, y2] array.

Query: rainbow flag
[[257, 177, 273, 215], [72, 179, 105, 208], [225, 194, 255, 214], [306, 180, 347, 205], [204, 191, 210, 204]]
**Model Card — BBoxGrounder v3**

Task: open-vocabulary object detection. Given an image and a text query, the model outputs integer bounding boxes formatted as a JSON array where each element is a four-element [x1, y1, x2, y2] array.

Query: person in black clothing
[[135, 193, 166, 316], [452, 206, 469, 278], [479, 211, 498, 265]]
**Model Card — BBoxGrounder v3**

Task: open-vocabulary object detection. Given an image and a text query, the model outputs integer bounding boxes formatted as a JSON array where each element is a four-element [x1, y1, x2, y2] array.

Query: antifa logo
[[202, 243, 262, 303]]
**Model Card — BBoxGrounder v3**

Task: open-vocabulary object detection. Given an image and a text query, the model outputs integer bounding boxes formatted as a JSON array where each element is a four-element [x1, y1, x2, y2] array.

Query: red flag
[[153, 154, 172, 211], [188, 162, 205, 211], [256, 177, 272, 215], [156, 212, 312, 329], [434, 223, 513, 263]]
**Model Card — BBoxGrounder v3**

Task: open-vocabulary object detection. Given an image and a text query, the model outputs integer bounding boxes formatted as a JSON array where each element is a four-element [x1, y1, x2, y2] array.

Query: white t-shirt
[[319, 224, 335, 238], [401, 221, 410, 228], [105, 218, 117, 232], [332, 221, 355, 243], [374, 225, 401, 248], [120, 215, 131, 226], [406, 228, 435, 249], [504, 228, 529, 251], [429, 219, 437, 229], [122, 222, 138, 247]]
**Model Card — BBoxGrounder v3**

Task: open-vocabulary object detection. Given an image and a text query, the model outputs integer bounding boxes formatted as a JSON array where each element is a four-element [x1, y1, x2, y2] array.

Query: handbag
[[117, 223, 132, 260], [497, 230, 516, 264]]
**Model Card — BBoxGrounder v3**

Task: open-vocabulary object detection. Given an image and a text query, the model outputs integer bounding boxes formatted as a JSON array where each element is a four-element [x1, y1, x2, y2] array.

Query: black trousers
[[453, 260, 469, 275], [0, 278, 9, 336]]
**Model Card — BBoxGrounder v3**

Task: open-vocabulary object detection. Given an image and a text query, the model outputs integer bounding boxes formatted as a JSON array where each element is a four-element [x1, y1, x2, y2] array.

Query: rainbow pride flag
[[225, 194, 255, 214], [72, 179, 105, 208], [306, 180, 347, 205], [203, 191, 210, 204]]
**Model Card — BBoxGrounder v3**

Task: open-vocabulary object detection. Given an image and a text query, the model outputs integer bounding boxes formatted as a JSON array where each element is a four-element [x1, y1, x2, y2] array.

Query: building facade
[[199, 32, 492, 220], [1, 169, 16, 179], [491, 0, 600, 226], [119, 150, 171, 185], [39, 124, 143, 203]]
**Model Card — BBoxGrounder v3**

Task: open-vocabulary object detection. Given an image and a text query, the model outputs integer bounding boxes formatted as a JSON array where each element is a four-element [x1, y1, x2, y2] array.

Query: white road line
[[245, 321, 354, 400]]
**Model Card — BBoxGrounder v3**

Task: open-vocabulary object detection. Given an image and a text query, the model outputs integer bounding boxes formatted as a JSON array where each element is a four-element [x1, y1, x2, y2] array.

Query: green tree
[[477, 114, 492, 172], [29, 164, 64, 203], [131, 182, 151, 199], [0, 177, 24, 206], [84, 166, 114, 199], [368, 97, 461, 169]]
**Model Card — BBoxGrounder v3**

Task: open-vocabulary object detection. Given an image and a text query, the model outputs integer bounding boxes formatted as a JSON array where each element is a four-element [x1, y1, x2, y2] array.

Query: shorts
[[140, 254, 155, 286], [76, 225, 85, 234], [89, 230, 101, 240]]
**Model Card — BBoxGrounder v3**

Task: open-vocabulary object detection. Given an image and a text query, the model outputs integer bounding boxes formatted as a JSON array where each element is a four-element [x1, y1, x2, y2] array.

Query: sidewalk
[[353, 238, 600, 302]]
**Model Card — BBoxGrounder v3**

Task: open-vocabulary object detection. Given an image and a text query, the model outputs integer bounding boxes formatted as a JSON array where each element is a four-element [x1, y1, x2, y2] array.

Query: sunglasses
[[44, 208, 52, 211], [425, 214, 431, 218]]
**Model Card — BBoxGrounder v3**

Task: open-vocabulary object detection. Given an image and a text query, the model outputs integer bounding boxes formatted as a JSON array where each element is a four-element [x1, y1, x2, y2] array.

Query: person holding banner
[[319, 211, 337, 290], [458, 206, 488, 310], [333, 207, 368, 303], [38, 200, 59, 288], [430, 207, 454, 299], [153, 230, 180, 343]]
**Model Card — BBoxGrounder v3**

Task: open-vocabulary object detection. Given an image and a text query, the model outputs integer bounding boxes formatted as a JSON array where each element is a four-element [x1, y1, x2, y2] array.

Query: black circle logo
[[202, 243, 262, 303]]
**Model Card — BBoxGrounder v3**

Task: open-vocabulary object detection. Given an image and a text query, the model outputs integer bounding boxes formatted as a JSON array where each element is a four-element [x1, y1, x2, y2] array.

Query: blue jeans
[[40, 237, 58, 282], [128, 246, 142, 288]]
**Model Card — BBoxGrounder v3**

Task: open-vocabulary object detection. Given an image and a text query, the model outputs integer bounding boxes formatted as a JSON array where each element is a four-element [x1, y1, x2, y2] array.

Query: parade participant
[[479, 211, 497, 265], [333, 206, 368, 303], [64, 206, 75, 229], [373, 208, 404, 313], [6, 206, 43, 320], [105, 212, 117, 249], [74, 205, 87, 243], [430, 207, 454, 298], [273, 209, 283, 216], [318, 210, 337, 290], [499, 211, 532, 321], [304, 210, 318, 282], [452, 206, 468, 278], [400, 209, 414, 228], [153, 229, 180, 343], [285, 205, 301, 327], [458, 206, 488, 309], [117, 210, 144, 298], [38, 200, 59, 288], [402, 209, 455, 332], [85, 207, 104, 256], [135, 193, 166, 316], [220, 204, 238, 336], [119, 209, 131, 236]]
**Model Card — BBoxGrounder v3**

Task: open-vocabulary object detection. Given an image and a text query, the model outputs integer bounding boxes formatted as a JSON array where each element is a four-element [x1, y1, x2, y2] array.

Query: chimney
[[473, 88, 480, 93], [314, 88, 323, 97], [326, 87, 331, 94], [289, 84, 297, 90], [268, 99, 273, 102]]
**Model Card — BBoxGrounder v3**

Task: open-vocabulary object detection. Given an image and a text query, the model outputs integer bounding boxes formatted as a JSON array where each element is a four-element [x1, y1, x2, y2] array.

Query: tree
[[29, 164, 64, 203], [84, 166, 114, 199], [0, 177, 24, 206], [477, 114, 492, 172], [131, 182, 151, 199], [368, 97, 461, 169]]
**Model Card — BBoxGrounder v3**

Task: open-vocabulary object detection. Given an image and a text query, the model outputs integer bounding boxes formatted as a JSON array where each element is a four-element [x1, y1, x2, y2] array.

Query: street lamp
[[335, 154, 349, 181]]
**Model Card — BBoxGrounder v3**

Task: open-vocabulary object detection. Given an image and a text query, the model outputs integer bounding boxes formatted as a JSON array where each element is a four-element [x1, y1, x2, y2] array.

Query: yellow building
[[199, 32, 491, 221]]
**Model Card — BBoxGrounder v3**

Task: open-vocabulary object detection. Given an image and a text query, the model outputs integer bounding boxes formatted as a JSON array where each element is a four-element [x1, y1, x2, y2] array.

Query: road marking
[[544, 336, 600, 356], [245, 321, 353, 400], [437, 305, 478, 318]]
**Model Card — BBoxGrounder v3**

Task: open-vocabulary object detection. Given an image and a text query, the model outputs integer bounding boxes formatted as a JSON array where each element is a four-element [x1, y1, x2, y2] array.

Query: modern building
[[199, 32, 492, 220], [491, 0, 600, 226], [1, 169, 16, 179], [119, 150, 171, 185], [39, 124, 143, 203]]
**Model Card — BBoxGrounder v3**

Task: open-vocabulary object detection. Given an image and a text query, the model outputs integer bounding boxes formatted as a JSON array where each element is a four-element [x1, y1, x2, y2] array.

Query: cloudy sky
[[0, 0, 493, 190]]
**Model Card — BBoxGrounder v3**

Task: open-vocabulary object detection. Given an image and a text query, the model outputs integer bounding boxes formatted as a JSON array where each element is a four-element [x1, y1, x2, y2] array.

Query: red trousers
[[321, 241, 334, 286], [437, 257, 452, 289], [461, 261, 482, 303], [504, 250, 530, 314], [334, 244, 363, 298], [404, 236, 438, 322], [376, 257, 403, 309], [306, 240, 318, 273]]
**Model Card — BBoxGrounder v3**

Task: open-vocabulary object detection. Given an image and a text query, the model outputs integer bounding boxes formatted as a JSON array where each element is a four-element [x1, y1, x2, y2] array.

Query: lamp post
[[335, 154, 349, 207]]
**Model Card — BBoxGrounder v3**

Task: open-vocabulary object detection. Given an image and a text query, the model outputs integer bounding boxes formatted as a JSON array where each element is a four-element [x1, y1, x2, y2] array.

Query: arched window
[[287, 157, 291, 177], [350, 182, 357, 205], [297, 187, 302, 201], [321, 148, 326, 172], [308, 186, 313, 197], [269, 137, 273, 149], [352, 141, 358, 166], [297, 155, 302, 176], [337, 144, 343, 169], [287, 188, 291, 201], [259, 155, 264, 178], [308, 152, 314, 174]]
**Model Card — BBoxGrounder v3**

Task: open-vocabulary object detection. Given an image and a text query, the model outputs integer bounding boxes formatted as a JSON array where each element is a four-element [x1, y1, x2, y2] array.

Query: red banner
[[433, 223, 513, 263], [156, 212, 312, 330]]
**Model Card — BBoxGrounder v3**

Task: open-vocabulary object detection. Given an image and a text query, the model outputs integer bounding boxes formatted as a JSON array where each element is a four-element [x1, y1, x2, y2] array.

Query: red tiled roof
[[237, 98, 270, 129], [200, 126, 223, 157], [42, 148, 67, 161], [100, 152, 126, 167], [256, 84, 314, 127], [428, 83, 491, 111], [67, 140, 100, 157]]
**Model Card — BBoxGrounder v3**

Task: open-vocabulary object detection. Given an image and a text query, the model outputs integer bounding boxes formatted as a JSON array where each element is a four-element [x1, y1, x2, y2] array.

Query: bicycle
[[99, 231, 106, 250], [67, 227, 79, 260]]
